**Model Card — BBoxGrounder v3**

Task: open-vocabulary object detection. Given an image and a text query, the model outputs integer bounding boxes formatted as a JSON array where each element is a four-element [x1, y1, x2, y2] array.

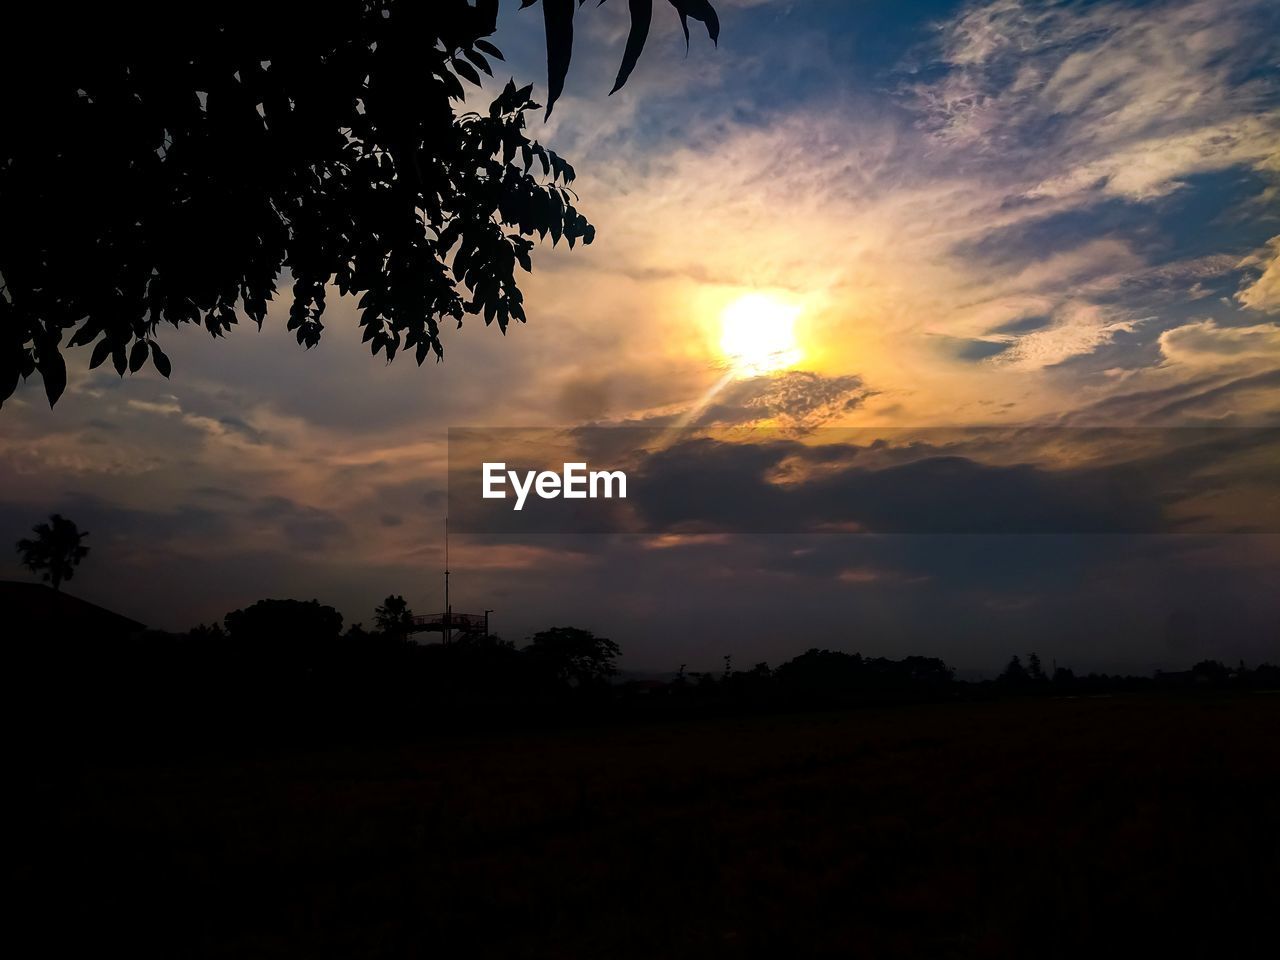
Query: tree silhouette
[[1027, 652, 1046, 682], [223, 598, 345, 675], [374, 595, 415, 637], [998, 655, 1029, 686], [224, 599, 344, 643], [1, 0, 718, 408], [524, 626, 620, 687], [16, 514, 90, 591]]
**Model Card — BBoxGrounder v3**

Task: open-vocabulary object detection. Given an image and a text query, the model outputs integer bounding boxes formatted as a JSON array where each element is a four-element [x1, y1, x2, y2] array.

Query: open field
[[15, 694, 1280, 957]]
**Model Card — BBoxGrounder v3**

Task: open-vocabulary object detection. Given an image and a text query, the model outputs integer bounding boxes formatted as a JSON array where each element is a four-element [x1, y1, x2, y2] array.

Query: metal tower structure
[[407, 515, 488, 642]]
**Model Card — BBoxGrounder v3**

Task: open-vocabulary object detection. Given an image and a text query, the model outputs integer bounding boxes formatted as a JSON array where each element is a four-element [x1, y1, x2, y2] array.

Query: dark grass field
[[15, 693, 1280, 957]]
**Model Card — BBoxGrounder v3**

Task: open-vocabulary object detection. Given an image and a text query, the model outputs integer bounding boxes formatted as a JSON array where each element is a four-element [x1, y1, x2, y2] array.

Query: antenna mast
[[444, 515, 451, 643]]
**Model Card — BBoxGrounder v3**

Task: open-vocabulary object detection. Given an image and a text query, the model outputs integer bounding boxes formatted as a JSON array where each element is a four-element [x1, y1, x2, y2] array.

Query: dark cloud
[[1063, 369, 1280, 424], [1142, 369, 1280, 422], [191, 485, 250, 502], [450, 427, 1280, 536], [250, 496, 349, 552], [631, 438, 1155, 534], [216, 415, 267, 444]]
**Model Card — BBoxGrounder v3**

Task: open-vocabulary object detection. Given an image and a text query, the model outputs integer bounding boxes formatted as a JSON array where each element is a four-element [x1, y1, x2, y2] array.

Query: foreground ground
[[15, 693, 1280, 957]]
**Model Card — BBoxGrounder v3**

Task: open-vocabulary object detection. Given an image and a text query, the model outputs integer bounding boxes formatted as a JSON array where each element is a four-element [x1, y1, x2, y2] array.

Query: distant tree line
[[14, 577, 1278, 761], [993, 651, 1280, 695], [17, 513, 1275, 749], [9, 515, 1279, 750]]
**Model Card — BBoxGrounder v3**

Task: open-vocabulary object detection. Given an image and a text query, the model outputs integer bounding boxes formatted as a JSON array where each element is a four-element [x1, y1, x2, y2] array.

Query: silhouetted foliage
[[1192, 659, 1230, 682], [224, 598, 344, 642], [374, 594, 415, 637], [15, 514, 89, 591], [525, 0, 719, 110], [524, 625, 620, 688], [223, 598, 344, 676], [15, 563, 1277, 751], [1027, 651, 1046, 682], [998, 654, 1029, 686], [774, 648, 954, 702], [1254, 663, 1280, 687], [344, 622, 373, 643], [1, 0, 716, 407], [187, 622, 227, 644]]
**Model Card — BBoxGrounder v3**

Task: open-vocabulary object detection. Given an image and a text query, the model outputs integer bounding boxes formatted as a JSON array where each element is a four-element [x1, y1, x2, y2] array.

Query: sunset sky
[[3, 0, 1279, 673]]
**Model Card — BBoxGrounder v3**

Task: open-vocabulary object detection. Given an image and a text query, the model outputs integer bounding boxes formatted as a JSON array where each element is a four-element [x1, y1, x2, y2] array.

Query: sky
[[3, 0, 1279, 674]]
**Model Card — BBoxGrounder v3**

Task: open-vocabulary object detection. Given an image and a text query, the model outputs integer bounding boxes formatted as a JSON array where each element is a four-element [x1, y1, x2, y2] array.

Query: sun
[[719, 293, 803, 376]]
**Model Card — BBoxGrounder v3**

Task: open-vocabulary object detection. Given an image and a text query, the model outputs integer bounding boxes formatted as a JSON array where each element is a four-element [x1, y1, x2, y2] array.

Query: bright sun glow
[[719, 294, 803, 376]]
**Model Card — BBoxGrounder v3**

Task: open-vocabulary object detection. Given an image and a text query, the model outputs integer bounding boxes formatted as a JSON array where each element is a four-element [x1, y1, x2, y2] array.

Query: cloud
[[916, 0, 1280, 199], [1158, 318, 1280, 368], [623, 428, 1280, 536], [250, 496, 349, 552], [695, 371, 871, 429], [1063, 368, 1280, 425], [1237, 236, 1280, 313], [1027, 117, 1280, 202], [989, 301, 1143, 369]]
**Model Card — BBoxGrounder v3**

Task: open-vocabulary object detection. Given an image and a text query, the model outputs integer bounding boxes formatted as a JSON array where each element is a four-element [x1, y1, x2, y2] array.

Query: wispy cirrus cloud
[[1237, 235, 1280, 313], [914, 0, 1280, 199]]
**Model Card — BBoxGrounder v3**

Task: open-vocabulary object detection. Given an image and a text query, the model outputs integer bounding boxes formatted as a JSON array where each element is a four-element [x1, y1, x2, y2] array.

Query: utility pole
[[484, 608, 493, 638]]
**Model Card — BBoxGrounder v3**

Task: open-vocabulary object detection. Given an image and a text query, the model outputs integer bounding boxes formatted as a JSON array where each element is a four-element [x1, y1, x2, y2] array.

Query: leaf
[[151, 341, 172, 378], [611, 0, 653, 95], [89, 338, 112, 370], [0, 350, 17, 407], [67, 324, 98, 348], [476, 0, 500, 30], [543, 0, 575, 118], [39, 349, 66, 408], [440, 70, 465, 101], [673, 3, 690, 50], [462, 48, 493, 76], [129, 339, 149, 373], [689, 0, 720, 44], [668, 1, 719, 48], [112, 343, 127, 376], [475, 39, 505, 61], [452, 58, 482, 87]]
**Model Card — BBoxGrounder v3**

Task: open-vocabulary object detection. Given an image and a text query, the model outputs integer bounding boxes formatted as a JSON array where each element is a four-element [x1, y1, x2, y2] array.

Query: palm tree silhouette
[[16, 514, 90, 591]]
